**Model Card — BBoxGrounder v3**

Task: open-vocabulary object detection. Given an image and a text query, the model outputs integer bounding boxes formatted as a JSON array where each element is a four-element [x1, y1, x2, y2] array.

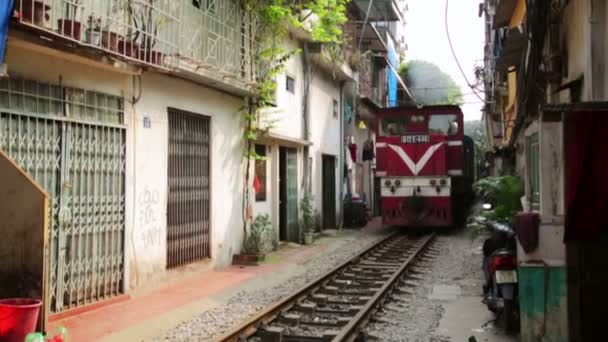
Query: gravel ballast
[[366, 228, 485, 342], [156, 227, 392, 341]]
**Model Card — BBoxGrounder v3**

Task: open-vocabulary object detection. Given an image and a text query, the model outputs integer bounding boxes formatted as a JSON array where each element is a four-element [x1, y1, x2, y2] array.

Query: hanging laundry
[[362, 140, 375, 161], [348, 143, 358, 163]]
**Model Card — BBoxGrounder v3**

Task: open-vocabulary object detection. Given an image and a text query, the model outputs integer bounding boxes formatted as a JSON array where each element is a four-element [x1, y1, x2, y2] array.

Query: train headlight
[[395, 179, 401, 187], [430, 179, 437, 186], [385, 179, 392, 187], [440, 179, 447, 186]]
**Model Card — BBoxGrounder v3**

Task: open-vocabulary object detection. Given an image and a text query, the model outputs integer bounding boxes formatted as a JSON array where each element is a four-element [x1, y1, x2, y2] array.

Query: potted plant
[[233, 214, 272, 265], [16, 0, 50, 27], [58, 0, 83, 40], [85, 13, 101, 45], [132, 0, 165, 65], [117, 0, 139, 58], [300, 193, 315, 245], [100, 0, 128, 52]]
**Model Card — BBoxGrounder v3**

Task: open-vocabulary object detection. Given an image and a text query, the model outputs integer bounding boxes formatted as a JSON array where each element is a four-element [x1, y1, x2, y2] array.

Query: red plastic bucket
[[0, 298, 42, 342]]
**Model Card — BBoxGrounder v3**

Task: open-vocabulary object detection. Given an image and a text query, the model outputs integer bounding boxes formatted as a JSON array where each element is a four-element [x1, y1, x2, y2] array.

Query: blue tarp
[[386, 38, 398, 107], [0, 0, 14, 64]]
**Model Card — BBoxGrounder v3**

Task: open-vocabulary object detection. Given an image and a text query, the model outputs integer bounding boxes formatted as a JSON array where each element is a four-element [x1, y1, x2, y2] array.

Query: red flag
[[253, 175, 261, 193]]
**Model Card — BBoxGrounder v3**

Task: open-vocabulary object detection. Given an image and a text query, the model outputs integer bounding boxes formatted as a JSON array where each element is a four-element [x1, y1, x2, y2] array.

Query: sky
[[404, 0, 485, 121]]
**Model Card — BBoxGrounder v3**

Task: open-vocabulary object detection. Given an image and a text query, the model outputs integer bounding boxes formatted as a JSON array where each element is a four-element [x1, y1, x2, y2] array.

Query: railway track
[[216, 232, 438, 342]]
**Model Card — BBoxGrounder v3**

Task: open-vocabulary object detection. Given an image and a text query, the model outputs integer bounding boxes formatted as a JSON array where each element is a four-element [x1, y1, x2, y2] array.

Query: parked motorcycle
[[479, 204, 519, 333]]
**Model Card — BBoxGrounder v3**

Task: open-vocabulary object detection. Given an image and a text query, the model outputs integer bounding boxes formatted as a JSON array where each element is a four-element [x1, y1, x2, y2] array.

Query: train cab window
[[380, 117, 408, 136], [429, 114, 459, 135]]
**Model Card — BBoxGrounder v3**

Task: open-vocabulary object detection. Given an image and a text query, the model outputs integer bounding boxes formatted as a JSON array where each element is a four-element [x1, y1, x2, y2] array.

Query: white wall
[[310, 69, 341, 225], [133, 72, 244, 283], [6, 40, 245, 291], [266, 38, 304, 139]]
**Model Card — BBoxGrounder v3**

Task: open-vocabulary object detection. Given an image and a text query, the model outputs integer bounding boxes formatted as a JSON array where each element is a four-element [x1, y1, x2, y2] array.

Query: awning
[[353, 0, 402, 22], [493, 0, 518, 28], [495, 27, 526, 72], [256, 132, 313, 148]]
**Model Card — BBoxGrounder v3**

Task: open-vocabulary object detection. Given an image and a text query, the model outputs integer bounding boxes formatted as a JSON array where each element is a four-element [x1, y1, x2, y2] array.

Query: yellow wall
[[509, 0, 527, 28], [502, 70, 517, 144]]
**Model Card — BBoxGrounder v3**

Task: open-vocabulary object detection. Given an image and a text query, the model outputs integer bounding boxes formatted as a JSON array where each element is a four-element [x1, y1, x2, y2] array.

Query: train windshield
[[380, 117, 409, 136], [429, 114, 459, 135]]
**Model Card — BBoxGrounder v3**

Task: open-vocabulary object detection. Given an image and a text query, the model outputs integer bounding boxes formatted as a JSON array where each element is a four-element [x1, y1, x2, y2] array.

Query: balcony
[[351, 0, 402, 22], [358, 54, 386, 108], [13, 0, 256, 95]]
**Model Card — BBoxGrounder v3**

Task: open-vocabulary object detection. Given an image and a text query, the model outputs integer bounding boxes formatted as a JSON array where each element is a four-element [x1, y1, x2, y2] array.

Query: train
[[375, 105, 475, 227]]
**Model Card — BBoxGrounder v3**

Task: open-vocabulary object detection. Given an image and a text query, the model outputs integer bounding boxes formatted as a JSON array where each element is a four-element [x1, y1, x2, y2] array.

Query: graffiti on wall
[[138, 187, 162, 248]]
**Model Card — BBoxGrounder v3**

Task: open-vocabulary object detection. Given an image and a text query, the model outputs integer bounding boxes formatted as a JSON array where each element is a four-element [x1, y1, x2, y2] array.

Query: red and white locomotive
[[375, 105, 473, 227]]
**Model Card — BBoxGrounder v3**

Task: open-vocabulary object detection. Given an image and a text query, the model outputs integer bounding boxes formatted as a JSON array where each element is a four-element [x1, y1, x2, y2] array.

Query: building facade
[[482, 0, 608, 341], [0, 0, 254, 324]]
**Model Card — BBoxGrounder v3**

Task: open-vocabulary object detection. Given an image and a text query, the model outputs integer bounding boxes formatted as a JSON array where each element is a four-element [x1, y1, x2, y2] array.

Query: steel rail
[[215, 231, 402, 342], [331, 233, 436, 342]]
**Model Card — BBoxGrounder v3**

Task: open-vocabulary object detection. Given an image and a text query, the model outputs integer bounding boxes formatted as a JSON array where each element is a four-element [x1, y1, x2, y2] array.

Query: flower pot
[[101, 31, 120, 51], [58, 19, 82, 41], [232, 253, 265, 266], [85, 30, 101, 46], [118, 39, 140, 59], [303, 232, 314, 245], [17, 0, 50, 27], [140, 50, 165, 66]]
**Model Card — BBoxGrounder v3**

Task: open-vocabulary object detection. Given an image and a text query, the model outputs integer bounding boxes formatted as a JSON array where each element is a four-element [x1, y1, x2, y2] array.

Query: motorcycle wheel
[[502, 299, 518, 334]]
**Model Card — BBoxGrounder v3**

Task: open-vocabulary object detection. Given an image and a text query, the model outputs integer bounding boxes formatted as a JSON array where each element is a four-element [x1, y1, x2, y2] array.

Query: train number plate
[[401, 135, 430, 143], [495, 270, 518, 284]]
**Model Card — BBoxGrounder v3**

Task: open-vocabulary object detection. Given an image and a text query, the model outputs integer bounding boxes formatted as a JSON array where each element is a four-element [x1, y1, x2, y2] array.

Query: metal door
[[0, 78, 126, 313], [167, 108, 211, 268], [285, 148, 299, 242]]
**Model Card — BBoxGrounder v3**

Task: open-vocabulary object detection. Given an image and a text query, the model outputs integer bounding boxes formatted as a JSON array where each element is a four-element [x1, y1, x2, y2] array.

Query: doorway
[[167, 108, 211, 268], [279, 147, 298, 242], [322, 155, 337, 228]]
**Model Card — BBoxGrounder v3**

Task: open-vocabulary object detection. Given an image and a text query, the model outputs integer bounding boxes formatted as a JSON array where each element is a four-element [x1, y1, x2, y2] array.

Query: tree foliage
[[398, 60, 464, 106], [464, 119, 486, 150]]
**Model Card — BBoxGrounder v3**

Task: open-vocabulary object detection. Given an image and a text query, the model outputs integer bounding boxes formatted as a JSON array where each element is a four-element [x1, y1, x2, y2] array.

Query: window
[[527, 133, 540, 211], [254, 144, 267, 202], [333, 99, 339, 118], [286, 75, 295, 94], [379, 117, 408, 136], [429, 114, 459, 135]]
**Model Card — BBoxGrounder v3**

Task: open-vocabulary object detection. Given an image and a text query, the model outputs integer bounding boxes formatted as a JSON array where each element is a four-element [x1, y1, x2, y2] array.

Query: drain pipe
[[302, 42, 312, 193]]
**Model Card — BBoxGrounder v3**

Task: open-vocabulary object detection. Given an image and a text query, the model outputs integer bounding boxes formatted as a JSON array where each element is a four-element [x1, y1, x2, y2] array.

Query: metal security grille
[[285, 148, 298, 242], [0, 77, 125, 313], [167, 108, 211, 268]]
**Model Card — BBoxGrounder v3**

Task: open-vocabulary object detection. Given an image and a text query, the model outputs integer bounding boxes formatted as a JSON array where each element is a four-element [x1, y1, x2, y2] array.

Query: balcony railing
[[358, 54, 386, 107], [14, 0, 256, 89]]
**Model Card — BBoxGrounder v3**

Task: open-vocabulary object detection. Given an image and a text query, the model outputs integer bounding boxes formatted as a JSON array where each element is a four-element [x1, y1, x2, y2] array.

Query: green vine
[[240, 0, 350, 246]]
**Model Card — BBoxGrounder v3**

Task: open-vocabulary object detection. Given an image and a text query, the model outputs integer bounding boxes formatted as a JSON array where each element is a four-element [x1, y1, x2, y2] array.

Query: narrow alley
[[1, 0, 606, 342]]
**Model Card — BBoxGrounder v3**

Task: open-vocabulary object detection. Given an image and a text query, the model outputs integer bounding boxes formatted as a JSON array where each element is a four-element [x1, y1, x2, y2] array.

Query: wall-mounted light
[[358, 120, 367, 130]]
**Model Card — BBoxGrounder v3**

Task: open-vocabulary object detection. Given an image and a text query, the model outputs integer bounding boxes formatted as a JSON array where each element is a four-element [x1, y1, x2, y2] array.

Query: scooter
[[480, 204, 519, 334]]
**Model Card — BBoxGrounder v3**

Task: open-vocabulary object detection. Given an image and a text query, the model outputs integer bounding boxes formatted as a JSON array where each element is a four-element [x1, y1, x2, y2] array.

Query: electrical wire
[[444, 0, 492, 104]]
